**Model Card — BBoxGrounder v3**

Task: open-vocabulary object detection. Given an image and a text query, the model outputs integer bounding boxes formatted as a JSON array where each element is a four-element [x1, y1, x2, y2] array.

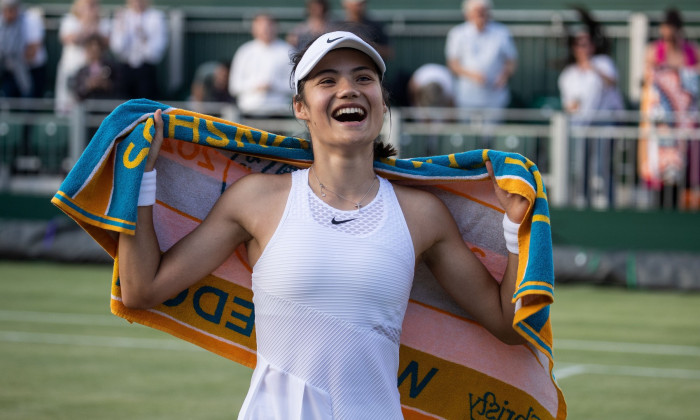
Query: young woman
[[54, 0, 111, 114], [557, 8, 624, 209], [639, 8, 700, 207], [118, 31, 528, 419], [645, 8, 700, 74]]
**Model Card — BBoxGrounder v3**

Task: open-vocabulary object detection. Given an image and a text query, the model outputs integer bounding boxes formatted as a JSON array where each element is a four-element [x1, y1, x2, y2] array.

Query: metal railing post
[[628, 13, 649, 104], [549, 112, 569, 207], [168, 10, 185, 94], [385, 108, 402, 157], [68, 103, 87, 171]]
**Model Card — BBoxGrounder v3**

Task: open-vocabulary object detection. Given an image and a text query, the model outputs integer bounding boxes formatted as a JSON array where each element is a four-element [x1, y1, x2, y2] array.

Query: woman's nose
[[336, 77, 359, 98]]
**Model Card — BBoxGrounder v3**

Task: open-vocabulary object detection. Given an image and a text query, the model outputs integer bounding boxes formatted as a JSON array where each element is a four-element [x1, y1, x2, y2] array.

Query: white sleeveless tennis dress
[[238, 168, 415, 420]]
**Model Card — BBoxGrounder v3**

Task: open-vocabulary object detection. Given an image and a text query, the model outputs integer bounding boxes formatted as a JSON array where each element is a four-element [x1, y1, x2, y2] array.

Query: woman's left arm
[[412, 161, 529, 345]]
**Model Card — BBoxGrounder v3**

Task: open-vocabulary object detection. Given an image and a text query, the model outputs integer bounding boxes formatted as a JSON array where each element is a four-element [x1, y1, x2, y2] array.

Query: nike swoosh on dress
[[331, 217, 356, 225]]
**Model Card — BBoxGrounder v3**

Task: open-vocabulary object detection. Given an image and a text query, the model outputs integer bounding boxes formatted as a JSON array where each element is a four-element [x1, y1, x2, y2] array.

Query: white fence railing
[[1, 99, 698, 211]]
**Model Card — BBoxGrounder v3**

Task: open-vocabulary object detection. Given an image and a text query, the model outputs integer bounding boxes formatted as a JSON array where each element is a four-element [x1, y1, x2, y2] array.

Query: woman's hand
[[485, 160, 530, 224], [145, 109, 164, 172]]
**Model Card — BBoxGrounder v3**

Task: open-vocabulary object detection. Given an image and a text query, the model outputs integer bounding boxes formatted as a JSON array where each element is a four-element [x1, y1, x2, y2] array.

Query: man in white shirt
[[228, 14, 293, 117], [110, 0, 167, 99], [23, 5, 46, 97], [445, 0, 517, 111], [0, 0, 46, 97]]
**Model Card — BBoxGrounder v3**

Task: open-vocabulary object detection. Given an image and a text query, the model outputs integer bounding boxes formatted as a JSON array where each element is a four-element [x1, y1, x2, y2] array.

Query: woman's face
[[659, 23, 679, 43], [294, 48, 386, 152], [573, 33, 593, 61]]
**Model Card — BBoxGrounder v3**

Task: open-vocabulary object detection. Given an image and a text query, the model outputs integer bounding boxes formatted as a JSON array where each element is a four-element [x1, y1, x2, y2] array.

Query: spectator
[[408, 63, 455, 109], [338, 0, 391, 60], [639, 8, 700, 209], [110, 0, 167, 99], [287, 0, 332, 51], [645, 8, 700, 73], [188, 60, 232, 113], [55, 0, 110, 114], [558, 8, 624, 209], [407, 63, 455, 155], [228, 13, 293, 117], [24, 5, 46, 98], [445, 0, 517, 113], [68, 33, 119, 101], [558, 10, 623, 124], [0, 0, 45, 98]]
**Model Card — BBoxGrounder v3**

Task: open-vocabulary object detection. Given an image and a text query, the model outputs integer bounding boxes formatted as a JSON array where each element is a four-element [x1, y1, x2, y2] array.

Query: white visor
[[293, 31, 386, 94]]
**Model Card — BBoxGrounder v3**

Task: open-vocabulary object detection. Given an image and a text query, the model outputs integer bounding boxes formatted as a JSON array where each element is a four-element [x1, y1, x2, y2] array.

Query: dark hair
[[306, 0, 329, 16], [289, 31, 397, 160], [563, 6, 610, 67], [83, 33, 108, 52], [663, 8, 683, 29]]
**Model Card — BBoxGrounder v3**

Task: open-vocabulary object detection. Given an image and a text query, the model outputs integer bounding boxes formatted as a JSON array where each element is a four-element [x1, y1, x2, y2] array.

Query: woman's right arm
[[118, 110, 252, 309]]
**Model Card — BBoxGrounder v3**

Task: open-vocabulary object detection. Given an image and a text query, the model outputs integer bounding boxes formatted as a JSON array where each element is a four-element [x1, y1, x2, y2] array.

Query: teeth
[[333, 107, 365, 118]]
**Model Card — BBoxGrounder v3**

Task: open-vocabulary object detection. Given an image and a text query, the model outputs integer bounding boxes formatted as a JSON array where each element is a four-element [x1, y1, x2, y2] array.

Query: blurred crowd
[[1, 0, 699, 207], [2, 0, 697, 116]]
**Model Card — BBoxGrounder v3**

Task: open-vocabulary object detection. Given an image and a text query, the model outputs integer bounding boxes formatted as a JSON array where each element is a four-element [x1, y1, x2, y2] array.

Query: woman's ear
[[293, 98, 309, 120]]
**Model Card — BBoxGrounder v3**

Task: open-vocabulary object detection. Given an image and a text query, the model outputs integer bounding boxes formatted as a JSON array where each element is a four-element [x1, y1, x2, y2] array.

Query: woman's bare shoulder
[[392, 182, 457, 251], [215, 172, 293, 238], [392, 182, 447, 213], [224, 172, 292, 207], [235, 171, 292, 191]]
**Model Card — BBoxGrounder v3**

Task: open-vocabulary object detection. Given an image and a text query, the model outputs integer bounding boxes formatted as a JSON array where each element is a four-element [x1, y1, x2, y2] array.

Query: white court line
[[0, 310, 122, 326], [3, 310, 700, 359], [554, 363, 700, 381], [556, 338, 700, 357], [553, 365, 588, 380], [0, 330, 203, 352], [5, 330, 699, 382]]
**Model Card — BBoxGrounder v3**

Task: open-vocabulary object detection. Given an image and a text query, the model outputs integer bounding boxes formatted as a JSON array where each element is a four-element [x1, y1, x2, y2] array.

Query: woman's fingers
[[485, 160, 529, 224], [145, 109, 164, 172], [485, 161, 503, 196]]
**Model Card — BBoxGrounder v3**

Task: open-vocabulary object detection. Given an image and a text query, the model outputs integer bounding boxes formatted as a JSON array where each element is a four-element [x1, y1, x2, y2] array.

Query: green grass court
[[1, 260, 699, 419]]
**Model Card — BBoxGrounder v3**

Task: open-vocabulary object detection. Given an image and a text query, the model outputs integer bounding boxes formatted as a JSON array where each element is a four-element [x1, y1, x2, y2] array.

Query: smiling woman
[[116, 30, 532, 419], [291, 31, 394, 165]]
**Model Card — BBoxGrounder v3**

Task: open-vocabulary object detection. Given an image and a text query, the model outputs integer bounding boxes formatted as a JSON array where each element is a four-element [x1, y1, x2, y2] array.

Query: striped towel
[[52, 99, 566, 419]]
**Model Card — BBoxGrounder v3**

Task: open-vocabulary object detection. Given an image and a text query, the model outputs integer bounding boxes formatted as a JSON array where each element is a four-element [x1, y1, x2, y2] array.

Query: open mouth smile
[[332, 106, 367, 123]]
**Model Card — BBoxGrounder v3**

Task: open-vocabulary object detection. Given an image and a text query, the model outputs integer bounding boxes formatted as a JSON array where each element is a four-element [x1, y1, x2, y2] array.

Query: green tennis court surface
[[1, 260, 699, 419]]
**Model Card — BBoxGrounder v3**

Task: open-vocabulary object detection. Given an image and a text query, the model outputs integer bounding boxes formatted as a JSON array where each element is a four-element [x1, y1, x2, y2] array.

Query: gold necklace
[[310, 166, 377, 211]]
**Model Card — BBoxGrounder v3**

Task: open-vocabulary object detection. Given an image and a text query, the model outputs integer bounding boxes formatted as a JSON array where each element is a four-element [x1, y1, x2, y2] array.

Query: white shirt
[[24, 8, 47, 68], [445, 21, 517, 108], [558, 55, 624, 124], [228, 39, 293, 116], [110, 7, 168, 68], [55, 14, 111, 113]]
